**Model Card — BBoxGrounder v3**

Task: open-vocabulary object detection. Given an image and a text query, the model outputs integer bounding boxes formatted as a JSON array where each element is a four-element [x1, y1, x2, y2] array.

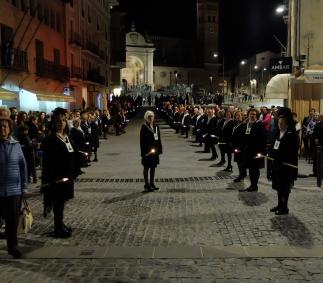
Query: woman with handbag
[[42, 108, 81, 238], [140, 111, 163, 192], [0, 113, 28, 258]]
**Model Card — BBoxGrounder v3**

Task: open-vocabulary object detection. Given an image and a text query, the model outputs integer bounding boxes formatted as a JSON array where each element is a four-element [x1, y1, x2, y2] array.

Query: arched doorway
[[121, 56, 145, 88]]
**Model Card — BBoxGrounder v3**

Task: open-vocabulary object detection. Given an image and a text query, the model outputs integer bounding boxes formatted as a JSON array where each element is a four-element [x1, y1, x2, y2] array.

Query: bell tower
[[196, 0, 219, 66]]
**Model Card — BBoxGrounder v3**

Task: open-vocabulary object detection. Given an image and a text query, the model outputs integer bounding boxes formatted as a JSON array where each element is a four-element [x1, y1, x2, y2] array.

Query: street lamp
[[240, 60, 258, 96], [276, 5, 286, 14], [174, 70, 178, 85], [214, 53, 225, 95], [262, 68, 267, 97], [209, 74, 213, 93]]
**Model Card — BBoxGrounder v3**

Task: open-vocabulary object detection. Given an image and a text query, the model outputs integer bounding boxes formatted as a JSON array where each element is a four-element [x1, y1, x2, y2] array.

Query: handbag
[[17, 198, 33, 234]]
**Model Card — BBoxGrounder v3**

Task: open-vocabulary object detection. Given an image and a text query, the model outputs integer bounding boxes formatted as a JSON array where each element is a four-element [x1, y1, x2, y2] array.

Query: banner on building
[[270, 57, 293, 75]]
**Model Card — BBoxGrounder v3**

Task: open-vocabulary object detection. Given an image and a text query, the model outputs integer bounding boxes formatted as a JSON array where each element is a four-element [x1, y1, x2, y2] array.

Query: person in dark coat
[[140, 111, 163, 192], [218, 109, 236, 171], [270, 110, 299, 215], [203, 108, 218, 160], [80, 111, 92, 160], [17, 125, 37, 183], [89, 112, 100, 162], [181, 108, 191, 138], [42, 110, 81, 238], [70, 118, 88, 170], [232, 110, 247, 182], [215, 110, 225, 166], [101, 109, 111, 139], [115, 110, 123, 136], [240, 108, 266, 192], [173, 107, 181, 133]]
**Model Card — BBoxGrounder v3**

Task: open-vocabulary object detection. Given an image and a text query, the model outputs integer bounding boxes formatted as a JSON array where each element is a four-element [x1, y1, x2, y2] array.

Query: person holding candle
[[270, 108, 298, 215], [42, 108, 80, 238], [140, 111, 163, 192]]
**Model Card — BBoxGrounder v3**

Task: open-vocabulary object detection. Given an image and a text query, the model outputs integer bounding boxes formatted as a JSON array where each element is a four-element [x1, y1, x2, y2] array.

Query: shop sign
[[270, 57, 293, 74]]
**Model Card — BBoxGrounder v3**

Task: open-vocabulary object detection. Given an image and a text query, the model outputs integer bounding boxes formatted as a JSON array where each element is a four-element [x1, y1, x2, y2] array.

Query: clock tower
[[196, 0, 219, 67]]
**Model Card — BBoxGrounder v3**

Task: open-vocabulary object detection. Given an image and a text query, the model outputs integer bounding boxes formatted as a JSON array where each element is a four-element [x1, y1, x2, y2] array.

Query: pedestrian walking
[[270, 109, 299, 215], [0, 115, 28, 258], [140, 111, 163, 192]]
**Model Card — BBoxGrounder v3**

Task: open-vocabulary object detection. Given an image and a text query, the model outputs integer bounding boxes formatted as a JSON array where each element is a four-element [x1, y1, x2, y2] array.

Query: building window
[[56, 13, 61, 32], [20, 0, 27, 12], [30, 0, 37, 17], [81, 0, 85, 17], [70, 53, 74, 67], [50, 9, 56, 29], [53, 48, 60, 65], [212, 16, 216, 22], [37, 1, 43, 21], [88, 5, 91, 23], [44, 6, 49, 25], [69, 20, 73, 41]]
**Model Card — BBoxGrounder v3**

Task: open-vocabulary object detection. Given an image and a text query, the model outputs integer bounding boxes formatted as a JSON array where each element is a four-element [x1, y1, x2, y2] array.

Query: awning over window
[[265, 74, 290, 99], [35, 91, 76, 102], [0, 87, 18, 100]]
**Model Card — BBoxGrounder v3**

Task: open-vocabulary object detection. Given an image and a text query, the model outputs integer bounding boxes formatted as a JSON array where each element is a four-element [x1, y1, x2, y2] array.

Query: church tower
[[196, 0, 219, 67]]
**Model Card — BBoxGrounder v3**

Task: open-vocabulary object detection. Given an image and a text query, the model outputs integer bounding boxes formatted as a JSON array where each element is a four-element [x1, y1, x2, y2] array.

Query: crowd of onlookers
[[0, 94, 140, 258], [0, 96, 139, 182], [157, 101, 323, 180]]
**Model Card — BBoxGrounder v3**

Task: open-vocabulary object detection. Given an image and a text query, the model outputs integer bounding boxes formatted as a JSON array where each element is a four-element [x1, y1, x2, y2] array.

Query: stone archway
[[121, 26, 155, 90], [121, 56, 145, 87]]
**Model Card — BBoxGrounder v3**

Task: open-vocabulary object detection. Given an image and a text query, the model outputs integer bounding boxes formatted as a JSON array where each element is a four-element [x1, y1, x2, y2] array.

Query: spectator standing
[[0, 115, 28, 258]]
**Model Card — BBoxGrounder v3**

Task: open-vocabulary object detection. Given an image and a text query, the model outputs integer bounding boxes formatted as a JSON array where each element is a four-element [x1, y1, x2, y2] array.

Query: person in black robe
[[232, 111, 247, 182], [140, 111, 163, 192], [270, 109, 299, 215], [218, 109, 236, 171], [240, 108, 266, 192], [42, 110, 81, 238]]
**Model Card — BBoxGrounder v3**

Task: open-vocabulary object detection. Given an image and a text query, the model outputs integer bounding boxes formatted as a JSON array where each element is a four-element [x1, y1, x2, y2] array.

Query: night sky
[[115, 0, 286, 70]]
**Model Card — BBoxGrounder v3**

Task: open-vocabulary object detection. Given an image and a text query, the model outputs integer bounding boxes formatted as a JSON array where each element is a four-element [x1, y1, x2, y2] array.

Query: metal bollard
[[317, 145, 322, 188]]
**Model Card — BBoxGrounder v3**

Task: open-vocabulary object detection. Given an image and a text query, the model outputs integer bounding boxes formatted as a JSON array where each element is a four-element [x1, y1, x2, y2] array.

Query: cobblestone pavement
[[1, 111, 323, 282], [1, 258, 323, 282]]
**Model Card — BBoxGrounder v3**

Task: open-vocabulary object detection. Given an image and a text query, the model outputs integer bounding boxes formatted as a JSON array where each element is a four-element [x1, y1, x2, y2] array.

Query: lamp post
[[174, 70, 178, 85], [209, 74, 213, 93], [275, 1, 289, 56], [262, 67, 267, 97], [213, 53, 225, 95], [240, 60, 258, 97]]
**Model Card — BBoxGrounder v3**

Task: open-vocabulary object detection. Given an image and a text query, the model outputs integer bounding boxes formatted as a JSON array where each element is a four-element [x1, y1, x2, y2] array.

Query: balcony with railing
[[0, 45, 28, 72], [86, 68, 106, 85], [69, 32, 82, 47], [36, 58, 70, 82]]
